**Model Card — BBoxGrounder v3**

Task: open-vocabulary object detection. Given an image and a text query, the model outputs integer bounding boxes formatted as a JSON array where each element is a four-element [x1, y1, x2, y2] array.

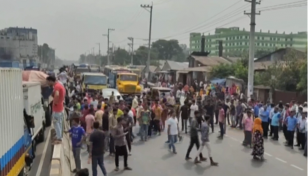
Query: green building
[[190, 27, 307, 56]]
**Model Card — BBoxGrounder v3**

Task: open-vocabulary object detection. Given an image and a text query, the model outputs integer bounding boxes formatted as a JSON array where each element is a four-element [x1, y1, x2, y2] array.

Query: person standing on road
[[122, 108, 133, 155], [259, 104, 269, 138], [194, 115, 218, 165], [185, 111, 206, 161], [242, 109, 253, 147], [85, 108, 95, 152], [251, 118, 264, 160], [303, 110, 307, 157], [109, 108, 118, 156], [140, 104, 150, 141], [89, 121, 107, 176], [153, 101, 162, 135], [270, 107, 281, 140], [285, 110, 298, 149], [167, 110, 179, 154], [113, 117, 132, 171], [180, 101, 190, 134], [102, 106, 110, 152], [47, 76, 66, 145], [66, 118, 85, 172], [189, 100, 198, 126], [298, 110, 307, 151], [218, 104, 225, 139]]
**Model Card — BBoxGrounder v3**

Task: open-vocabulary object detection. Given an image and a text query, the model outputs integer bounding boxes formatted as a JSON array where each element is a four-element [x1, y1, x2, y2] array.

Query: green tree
[[133, 46, 158, 65], [152, 39, 184, 61], [113, 48, 130, 65], [297, 62, 307, 94]]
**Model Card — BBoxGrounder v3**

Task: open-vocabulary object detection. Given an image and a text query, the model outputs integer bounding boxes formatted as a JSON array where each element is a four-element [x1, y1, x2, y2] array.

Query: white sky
[[1, 0, 307, 60]]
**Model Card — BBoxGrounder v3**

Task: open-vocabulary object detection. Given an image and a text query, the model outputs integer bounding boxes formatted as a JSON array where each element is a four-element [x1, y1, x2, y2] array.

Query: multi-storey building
[[190, 27, 307, 56], [0, 27, 38, 66]]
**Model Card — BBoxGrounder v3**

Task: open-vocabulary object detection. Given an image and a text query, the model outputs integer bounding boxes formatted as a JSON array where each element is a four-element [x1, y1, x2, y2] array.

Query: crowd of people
[[46, 68, 307, 176]]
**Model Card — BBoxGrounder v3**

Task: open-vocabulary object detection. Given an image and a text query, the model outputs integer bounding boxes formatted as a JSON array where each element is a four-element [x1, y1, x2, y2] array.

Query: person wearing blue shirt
[[66, 118, 86, 172], [285, 110, 298, 149], [259, 104, 269, 138], [271, 107, 280, 140], [295, 107, 303, 147], [268, 104, 275, 137], [253, 104, 260, 118]]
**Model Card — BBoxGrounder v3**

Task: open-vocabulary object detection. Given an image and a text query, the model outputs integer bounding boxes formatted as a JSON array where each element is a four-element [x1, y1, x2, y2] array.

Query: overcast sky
[[1, 0, 307, 60]]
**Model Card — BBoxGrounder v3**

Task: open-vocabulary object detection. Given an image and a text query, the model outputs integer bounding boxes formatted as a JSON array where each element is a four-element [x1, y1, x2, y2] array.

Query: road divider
[[49, 113, 75, 176]]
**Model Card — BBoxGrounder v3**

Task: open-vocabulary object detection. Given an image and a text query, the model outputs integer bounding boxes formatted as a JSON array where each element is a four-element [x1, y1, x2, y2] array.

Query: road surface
[[28, 127, 52, 176], [80, 125, 307, 176]]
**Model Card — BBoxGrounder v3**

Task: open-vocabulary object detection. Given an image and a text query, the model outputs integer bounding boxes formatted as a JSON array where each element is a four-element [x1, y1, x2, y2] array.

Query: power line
[[260, 3, 307, 11], [117, 9, 143, 32], [157, 0, 246, 39]]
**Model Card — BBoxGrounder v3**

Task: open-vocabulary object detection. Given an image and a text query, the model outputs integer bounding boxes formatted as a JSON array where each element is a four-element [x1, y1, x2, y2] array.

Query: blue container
[[0, 60, 20, 68]]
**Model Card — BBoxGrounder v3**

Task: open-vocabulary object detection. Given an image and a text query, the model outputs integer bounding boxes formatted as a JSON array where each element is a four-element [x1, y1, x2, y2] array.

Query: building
[[0, 27, 38, 66], [254, 47, 306, 72], [190, 27, 307, 56]]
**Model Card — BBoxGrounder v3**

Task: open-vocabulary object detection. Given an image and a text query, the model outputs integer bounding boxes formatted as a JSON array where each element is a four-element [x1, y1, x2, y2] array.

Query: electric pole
[[97, 43, 101, 65], [128, 37, 134, 65], [103, 28, 115, 65], [244, 0, 260, 99], [141, 3, 153, 78]]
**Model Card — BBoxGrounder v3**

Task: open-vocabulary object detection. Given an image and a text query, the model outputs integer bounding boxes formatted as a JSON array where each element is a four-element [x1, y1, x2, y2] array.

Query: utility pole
[[103, 28, 115, 65], [141, 3, 153, 78], [97, 43, 101, 65], [244, 0, 260, 99], [128, 37, 134, 65]]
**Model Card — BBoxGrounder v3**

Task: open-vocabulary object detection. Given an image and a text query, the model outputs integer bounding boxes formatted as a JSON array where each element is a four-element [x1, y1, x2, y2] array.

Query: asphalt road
[[28, 126, 52, 176], [79, 124, 307, 176]]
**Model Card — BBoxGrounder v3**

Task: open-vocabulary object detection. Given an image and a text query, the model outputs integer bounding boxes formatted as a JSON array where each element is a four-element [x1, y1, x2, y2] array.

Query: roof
[[158, 60, 166, 68], [82, 72, 106, 76], [128, 65, 146, 70], [254, 61, 273, 70], [191, 55, 231, 67], [165, 60, 189, 70], [178, 66, 211, 73], [255, 47, 305, 61], [149, 66, 157, 72], [117, 72, 137, 76], [224, 56, 241, 63]]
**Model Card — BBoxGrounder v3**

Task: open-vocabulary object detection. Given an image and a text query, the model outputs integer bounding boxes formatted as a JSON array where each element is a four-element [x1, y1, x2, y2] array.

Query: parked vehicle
[[102, 88, 123, 101], [0, 68, 46, 176]]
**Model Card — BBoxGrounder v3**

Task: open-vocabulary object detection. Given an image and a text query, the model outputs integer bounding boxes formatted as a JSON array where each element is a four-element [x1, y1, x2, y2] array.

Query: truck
[[0, 68, 46, 176], [108, 68, 141, 95]]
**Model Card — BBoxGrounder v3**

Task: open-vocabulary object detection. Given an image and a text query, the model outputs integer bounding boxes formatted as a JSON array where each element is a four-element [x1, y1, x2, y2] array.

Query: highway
[[28, 127, 53, 176], [79, 124, 307, 176]]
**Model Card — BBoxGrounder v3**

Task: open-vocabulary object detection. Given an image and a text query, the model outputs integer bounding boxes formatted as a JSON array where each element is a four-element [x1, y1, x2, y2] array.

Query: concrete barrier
[[49, 112, 75, 176]]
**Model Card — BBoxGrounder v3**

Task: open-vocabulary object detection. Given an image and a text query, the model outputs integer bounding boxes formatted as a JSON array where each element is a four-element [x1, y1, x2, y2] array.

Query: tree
[[151, 39, 184, 61], [297, 62, 307, 94], [133, 46, 159, 65], [113, 48, 130, 65]]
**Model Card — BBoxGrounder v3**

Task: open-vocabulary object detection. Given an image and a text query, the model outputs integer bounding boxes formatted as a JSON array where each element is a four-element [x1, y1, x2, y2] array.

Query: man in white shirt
[[190, 100, 198, 126], [167, 111, 179, 154], [304, 111, 307, 156], [297, 110, 306, 151]]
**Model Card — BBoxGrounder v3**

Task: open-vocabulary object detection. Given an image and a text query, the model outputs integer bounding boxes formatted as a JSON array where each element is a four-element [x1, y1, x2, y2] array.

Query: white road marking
[[291, 164, 304, 171], [36, 129, 51, 176], [275, 157, 287, 163], [264, 152, 272, 157]]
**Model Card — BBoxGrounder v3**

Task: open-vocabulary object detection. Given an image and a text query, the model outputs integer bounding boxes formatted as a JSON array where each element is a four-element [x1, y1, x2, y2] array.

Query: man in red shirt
[[47, 76, 66, 144]]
